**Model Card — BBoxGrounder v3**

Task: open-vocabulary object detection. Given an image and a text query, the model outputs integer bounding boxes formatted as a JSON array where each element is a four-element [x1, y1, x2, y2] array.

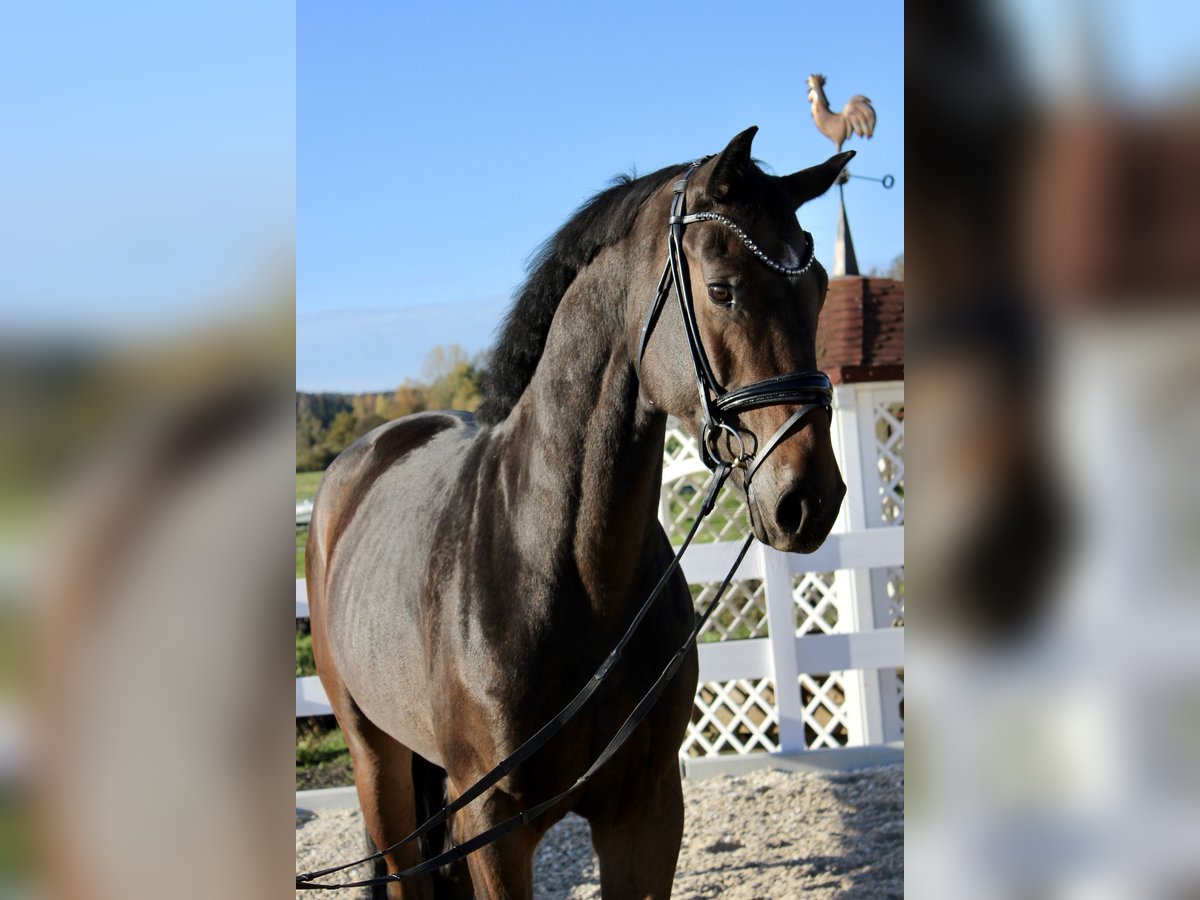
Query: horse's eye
[[707, 284, 732, 305]]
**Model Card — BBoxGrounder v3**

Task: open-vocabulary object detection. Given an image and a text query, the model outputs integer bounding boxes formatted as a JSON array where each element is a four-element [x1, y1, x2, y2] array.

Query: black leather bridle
[[297, 160, 836, 892], [636, 160, 833, 493]]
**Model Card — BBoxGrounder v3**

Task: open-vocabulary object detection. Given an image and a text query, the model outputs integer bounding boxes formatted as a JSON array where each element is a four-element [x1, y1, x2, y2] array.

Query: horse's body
[[308, 128, 850, 898], [309, 264, 697, 897]]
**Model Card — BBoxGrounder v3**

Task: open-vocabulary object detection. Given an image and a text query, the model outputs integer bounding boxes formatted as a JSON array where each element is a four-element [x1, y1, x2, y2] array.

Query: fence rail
[[296, 381, 904, 770]]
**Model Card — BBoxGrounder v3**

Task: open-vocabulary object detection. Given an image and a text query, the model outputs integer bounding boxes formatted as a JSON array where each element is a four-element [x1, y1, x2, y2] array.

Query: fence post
[[830, 384, 887, 746], [761, 543, 806, 753]]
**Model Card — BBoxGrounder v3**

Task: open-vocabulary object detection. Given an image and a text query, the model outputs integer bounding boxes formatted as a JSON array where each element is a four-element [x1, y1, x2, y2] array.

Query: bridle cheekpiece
[[636, 159, 834, 489]]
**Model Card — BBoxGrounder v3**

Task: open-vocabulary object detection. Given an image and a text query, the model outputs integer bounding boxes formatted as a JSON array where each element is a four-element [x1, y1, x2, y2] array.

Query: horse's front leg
[[589, 768, 684, 899], [448, 784, 539, 900]]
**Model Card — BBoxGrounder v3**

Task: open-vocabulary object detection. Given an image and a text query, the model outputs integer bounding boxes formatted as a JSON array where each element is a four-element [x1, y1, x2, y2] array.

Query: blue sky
[[297, 0, 905, 392], [0, 3, 294, 337]]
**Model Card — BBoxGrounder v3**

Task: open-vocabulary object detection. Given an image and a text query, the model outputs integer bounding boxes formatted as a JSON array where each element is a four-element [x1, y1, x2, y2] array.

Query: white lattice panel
[[792, 571, 840, 635], [693, 578, 767, 642], [659, 394, 903, 758], [873, 400, 905, 526], [793, 572, 852, 748], [684, 678, 780, 757], [660, 423, 752, 544], [662, 472, 751, 545], [799, 673, 851, 749], [872, 565, 905, 628], [870, 563, 905, 742], [880, 668, 905, 740], [663, 426, 704, 479]]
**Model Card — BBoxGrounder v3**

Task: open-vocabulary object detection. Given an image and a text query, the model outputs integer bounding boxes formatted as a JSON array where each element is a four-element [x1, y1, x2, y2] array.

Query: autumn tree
[[324, 410, 358, 456], [423, 345, 483, 412], [296, 344, 488, 471], [391, 381, 427, 418]]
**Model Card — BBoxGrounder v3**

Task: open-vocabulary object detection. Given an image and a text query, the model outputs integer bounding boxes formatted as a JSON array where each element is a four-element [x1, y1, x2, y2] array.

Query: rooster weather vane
[[806, 74, 892, 276]]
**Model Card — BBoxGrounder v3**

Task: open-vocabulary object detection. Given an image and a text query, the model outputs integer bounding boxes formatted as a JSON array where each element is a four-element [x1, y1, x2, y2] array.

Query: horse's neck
[[501, 260, 666, 618]]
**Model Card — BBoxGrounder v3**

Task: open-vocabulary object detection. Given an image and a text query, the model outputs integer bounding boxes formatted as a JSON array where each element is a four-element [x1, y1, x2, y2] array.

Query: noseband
[[636, 160, 833, 490]]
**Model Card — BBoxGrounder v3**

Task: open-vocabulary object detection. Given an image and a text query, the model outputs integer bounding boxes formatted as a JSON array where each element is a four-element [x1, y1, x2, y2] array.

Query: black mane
[[475, 162, 690, 425]]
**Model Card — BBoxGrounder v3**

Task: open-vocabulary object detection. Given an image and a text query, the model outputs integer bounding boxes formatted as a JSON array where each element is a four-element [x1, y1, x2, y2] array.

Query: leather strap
[[634, 258, 672, 383], [667, 166, 723, 418], [715, 372, 832, 415], [745, 403, 828, 487]]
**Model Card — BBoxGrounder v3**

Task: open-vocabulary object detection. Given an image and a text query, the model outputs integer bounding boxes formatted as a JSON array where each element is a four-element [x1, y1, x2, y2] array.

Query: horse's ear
[[707, 126, 759, 201], [782, 151, 855, 207]]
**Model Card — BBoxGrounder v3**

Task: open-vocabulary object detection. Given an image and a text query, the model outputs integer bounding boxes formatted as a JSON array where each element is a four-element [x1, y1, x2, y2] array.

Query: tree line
[[297, 344, 484, 471]]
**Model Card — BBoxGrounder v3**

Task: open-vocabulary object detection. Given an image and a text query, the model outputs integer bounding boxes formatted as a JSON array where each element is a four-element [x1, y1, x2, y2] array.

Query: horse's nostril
[[774, 487, 807, 534]]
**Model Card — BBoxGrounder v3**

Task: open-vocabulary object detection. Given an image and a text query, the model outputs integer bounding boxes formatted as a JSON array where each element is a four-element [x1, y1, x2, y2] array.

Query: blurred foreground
[[1, 3, 296, 898], [6, 321, 296, 899], [908, 1, 1200, 897]]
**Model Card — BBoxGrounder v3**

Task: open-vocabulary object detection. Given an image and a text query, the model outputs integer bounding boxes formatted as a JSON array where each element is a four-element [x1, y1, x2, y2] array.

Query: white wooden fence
[[297, 381, 903, 776]]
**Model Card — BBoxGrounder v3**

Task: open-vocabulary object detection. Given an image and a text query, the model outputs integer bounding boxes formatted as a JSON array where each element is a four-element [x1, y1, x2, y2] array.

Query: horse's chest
[[439, 599, 689, 767]]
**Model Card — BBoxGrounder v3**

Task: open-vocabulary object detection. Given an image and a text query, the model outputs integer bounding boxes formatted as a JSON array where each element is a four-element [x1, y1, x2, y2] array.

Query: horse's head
[[634, 127, 851, 553]]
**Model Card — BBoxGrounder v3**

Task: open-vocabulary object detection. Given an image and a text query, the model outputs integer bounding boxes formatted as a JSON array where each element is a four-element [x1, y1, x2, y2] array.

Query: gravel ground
[[296, 764, 903, 898]]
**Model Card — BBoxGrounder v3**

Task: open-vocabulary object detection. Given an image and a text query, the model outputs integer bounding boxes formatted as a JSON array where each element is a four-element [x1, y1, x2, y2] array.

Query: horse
[[306, 126, 849, 899]]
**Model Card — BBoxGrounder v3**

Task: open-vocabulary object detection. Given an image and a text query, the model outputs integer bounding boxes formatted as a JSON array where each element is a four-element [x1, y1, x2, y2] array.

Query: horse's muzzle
[[771, 477, 846, 553]]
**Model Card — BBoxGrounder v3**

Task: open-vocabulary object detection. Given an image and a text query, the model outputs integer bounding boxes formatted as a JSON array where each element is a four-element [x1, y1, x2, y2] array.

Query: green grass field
[[296, 470, 323, 503], [296, 469, 353, 788], [296, 471, 324, 579]]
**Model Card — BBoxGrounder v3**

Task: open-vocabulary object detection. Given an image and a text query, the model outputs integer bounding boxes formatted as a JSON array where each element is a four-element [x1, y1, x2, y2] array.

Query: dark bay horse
[[307, 127, 849, 898]]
